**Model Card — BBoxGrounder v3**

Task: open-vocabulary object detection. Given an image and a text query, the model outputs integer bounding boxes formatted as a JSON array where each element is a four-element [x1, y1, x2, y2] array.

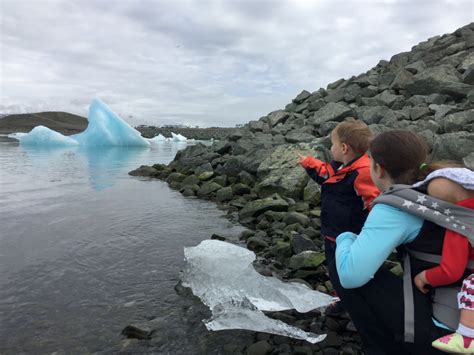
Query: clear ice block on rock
[[181, 240, 333, 343]]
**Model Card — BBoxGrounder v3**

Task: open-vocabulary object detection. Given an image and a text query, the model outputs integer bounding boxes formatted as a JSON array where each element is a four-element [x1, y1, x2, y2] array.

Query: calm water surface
[[0, 139, 251, 354]]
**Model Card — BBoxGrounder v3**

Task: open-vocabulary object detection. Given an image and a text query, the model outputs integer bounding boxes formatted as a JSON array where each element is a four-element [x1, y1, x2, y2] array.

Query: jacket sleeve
[[301, 156, 335, 185], [336, 204, 423, 289], [353, 168, 380, 211], [424, 229, 470, 287]]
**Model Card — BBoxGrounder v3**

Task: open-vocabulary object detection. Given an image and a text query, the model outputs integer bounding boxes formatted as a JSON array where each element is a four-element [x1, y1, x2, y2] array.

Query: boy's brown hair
[[333, 118, 373, 155]]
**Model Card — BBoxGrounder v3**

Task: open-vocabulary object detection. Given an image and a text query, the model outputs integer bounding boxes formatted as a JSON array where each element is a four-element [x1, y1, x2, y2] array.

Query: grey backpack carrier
[[374, 185, 474, 342]]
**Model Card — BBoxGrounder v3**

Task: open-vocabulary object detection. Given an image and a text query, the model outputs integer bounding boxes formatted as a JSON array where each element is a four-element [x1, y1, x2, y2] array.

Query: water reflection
[[79, 146, 149, 190], [15, 141, 208, 191], [18, 145, 149, 191]]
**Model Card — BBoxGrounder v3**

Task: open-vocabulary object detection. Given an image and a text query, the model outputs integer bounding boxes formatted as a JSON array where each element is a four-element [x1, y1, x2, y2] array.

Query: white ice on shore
[[8, 99, 150, 147], [181, 240, 333, 343]]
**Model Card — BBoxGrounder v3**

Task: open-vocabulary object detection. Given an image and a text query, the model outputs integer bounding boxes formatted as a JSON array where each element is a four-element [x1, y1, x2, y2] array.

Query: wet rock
[[216, 187, 234, 202], [247, 236, 269, 252], [289, 251, 325, 270], [165, 172, 185, 184], [121, 325, 152, 340], [283, 212, 311, 226], [239, 194, 289, 220], [196, 182, 222, 197], [128, 165, 157, 177], [321, 331, 343, 348], [291, 233, 317, 254]]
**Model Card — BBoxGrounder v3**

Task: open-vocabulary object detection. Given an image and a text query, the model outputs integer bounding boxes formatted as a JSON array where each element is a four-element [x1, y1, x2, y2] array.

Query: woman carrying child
[[329, 129, 474, 354]]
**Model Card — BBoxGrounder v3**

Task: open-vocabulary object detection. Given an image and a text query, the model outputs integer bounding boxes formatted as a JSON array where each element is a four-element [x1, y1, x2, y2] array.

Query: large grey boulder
[[216, 156, 245, 177], [431, 132, 474, 161], [310, 102, 353, 126], [405, 65, 470, 97], [239, 194, 289, 220], [463, 152, 474, 170], [256, 144, 318, 199], [267, 110, 290, 127], [355, 106, 397, 125], [441, 110, 474, 133]]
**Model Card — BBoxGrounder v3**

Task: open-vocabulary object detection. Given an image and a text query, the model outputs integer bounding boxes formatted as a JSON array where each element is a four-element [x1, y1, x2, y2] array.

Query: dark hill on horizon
[[0, 112, 88, 135]]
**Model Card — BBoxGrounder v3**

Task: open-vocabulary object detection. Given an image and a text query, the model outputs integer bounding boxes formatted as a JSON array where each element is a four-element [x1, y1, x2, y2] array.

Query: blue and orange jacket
[[301, 154, 380, 240]]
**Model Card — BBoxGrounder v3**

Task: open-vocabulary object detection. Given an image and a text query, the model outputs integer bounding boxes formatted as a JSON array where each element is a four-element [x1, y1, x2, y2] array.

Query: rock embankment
[[130, 23, 474, 354]]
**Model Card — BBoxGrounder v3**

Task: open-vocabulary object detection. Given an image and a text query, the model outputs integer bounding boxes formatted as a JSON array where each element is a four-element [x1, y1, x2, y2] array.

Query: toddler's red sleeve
[[425, 229, 470, 287]]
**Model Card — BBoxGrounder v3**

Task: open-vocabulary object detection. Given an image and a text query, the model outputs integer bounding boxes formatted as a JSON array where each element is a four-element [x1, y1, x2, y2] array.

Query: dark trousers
[[324, 238, 336, 265], [328, 260, 450, 355]]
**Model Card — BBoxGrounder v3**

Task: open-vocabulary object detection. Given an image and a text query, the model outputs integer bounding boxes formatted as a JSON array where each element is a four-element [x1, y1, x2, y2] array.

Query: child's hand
[[297, 152, 306, 165], [414, 271, 430, 294]]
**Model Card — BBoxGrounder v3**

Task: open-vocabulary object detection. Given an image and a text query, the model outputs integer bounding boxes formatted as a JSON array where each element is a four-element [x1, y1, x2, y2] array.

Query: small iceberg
[[9, 99, 150, 147], [148, 133, 167, 143], [171, 132, 187, 142], [181, 240, 333, 343]]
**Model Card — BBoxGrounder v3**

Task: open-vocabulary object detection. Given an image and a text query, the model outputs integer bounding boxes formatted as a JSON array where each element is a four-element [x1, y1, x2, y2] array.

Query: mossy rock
[[289, 251, 325, 270]]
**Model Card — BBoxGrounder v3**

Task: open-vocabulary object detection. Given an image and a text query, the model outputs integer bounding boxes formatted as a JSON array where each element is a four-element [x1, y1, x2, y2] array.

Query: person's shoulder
[[371, 203, 423, 223]]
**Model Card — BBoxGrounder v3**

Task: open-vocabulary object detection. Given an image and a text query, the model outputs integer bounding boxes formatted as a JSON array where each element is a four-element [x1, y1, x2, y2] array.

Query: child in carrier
[[410, 165, 474, 353]]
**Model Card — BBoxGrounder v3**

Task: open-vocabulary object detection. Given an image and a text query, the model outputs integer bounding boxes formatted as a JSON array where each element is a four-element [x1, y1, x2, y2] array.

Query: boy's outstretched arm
[[298, 155, 335, 185]]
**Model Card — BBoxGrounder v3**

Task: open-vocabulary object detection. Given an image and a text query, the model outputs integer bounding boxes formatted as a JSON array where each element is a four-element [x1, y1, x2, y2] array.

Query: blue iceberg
[[9, 99, 150, 147]]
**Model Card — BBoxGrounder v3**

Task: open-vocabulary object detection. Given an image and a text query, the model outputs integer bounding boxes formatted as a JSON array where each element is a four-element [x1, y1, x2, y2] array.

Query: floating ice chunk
[[9, 125, 79, 146], [181, 240, 333, 343], [149, 133, 167, 143], [171, 132, 187, 142], [10, 99, 150, 147]]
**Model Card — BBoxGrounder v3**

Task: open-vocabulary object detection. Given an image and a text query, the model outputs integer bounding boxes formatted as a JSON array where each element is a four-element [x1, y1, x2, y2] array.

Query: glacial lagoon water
[[0, 138, 252, 354]]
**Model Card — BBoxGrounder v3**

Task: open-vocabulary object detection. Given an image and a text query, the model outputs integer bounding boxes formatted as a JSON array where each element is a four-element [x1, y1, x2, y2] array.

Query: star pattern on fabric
[[417, 205, 428, 213], [453, 223, 458, 228], [444, 209, 452, 215], [431, 202, 439, 209], [417, 195, 427, 204], [433, 211, 441, 216], [402, 200, 414, 208]]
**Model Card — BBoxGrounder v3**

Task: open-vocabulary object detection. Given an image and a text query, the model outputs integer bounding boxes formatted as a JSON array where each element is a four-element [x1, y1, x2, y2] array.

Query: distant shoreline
[[0, 112, 239, 141]]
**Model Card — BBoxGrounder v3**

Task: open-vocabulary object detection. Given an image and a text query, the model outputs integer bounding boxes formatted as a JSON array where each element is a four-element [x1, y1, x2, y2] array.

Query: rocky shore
[[129, 23, 474, 354]]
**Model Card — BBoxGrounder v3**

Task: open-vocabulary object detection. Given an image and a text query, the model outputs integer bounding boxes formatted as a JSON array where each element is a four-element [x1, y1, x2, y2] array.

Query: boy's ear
[[341, 143, 350, 154]]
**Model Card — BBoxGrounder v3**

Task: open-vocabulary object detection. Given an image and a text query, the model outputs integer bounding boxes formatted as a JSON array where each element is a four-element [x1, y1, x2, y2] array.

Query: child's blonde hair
[[333, 118, 373, 155]]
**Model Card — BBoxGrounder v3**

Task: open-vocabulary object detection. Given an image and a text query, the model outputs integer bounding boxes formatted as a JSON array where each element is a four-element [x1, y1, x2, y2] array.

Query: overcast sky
[[0, 0, 473, 127]]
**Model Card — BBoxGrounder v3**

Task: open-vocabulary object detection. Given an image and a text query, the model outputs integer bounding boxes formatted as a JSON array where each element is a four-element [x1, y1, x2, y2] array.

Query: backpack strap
[[373, 185, 474, 244]]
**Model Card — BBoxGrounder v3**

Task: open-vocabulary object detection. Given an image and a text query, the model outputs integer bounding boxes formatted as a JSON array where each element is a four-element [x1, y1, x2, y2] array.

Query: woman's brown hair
[[369, 130, 429, 185]]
